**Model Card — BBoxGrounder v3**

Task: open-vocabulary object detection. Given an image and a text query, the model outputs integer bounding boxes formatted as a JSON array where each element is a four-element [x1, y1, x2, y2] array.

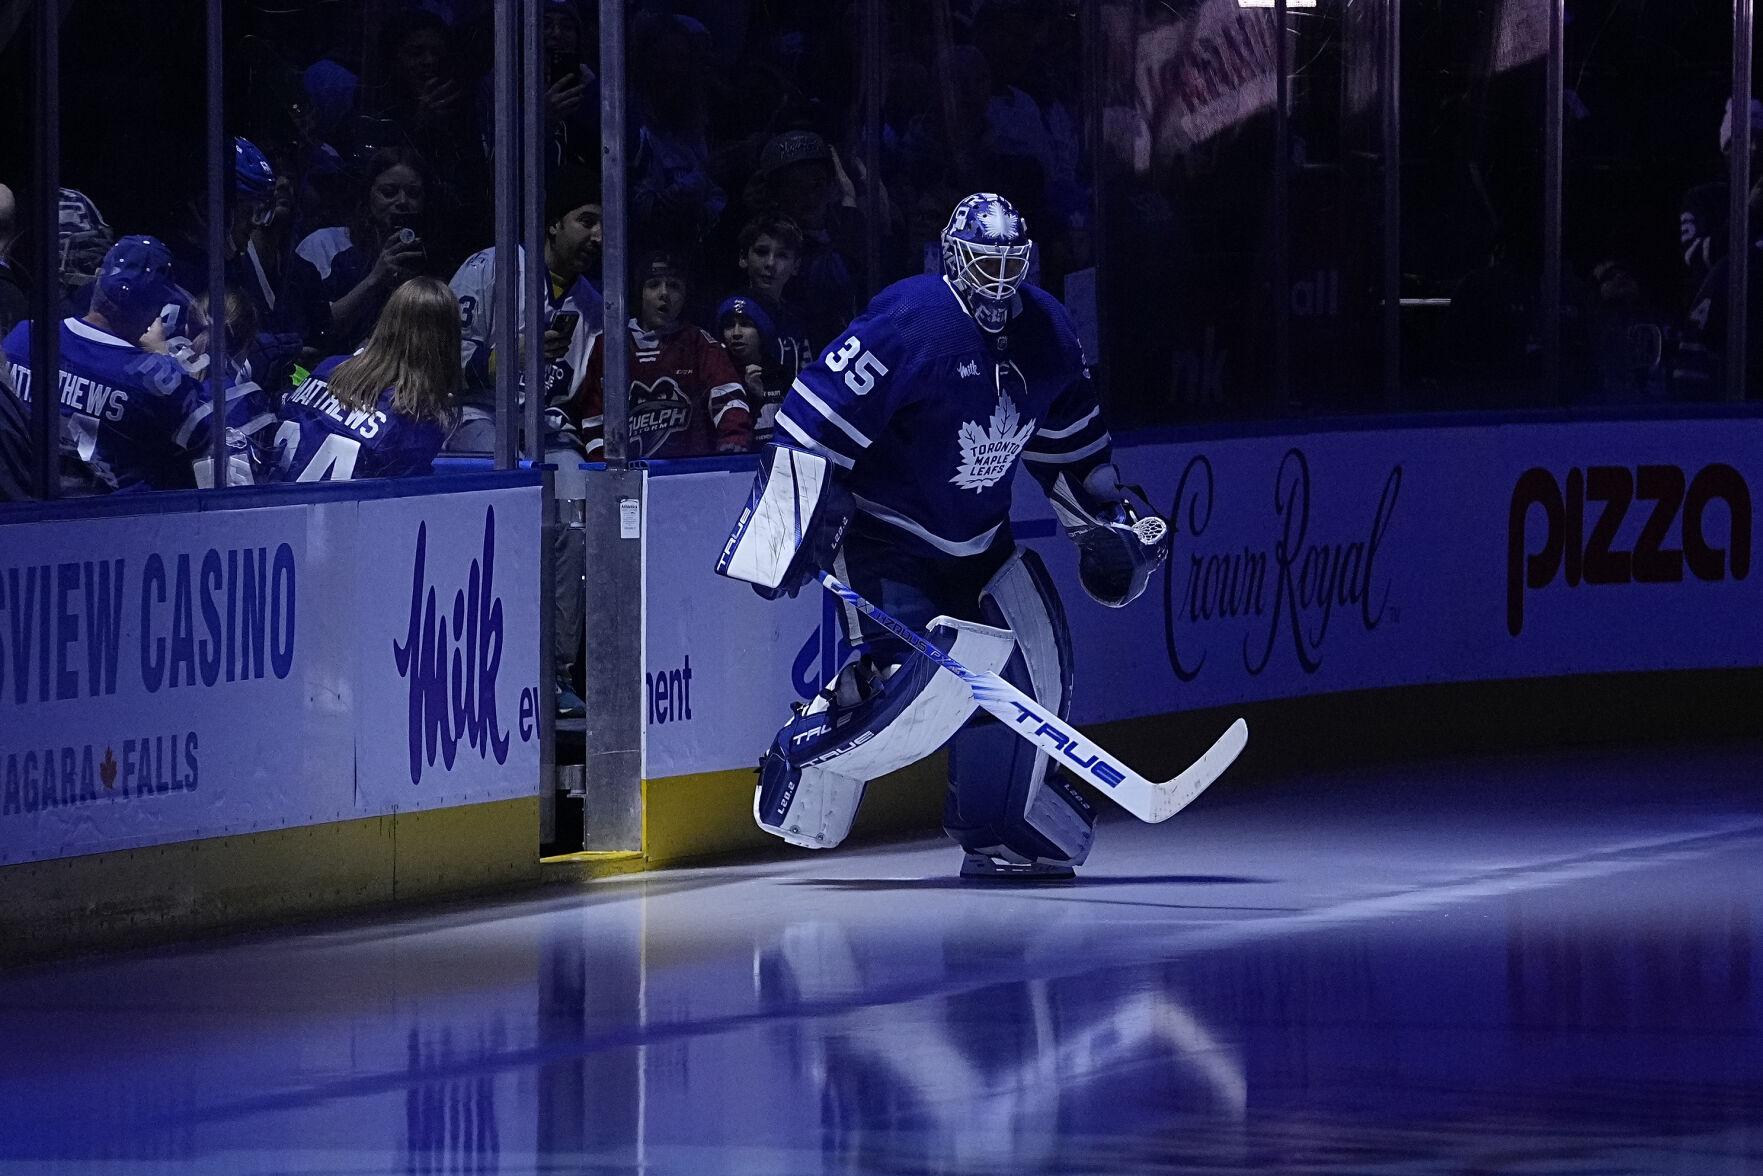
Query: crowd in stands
[[4, 0, 1757, 508], [0, 0, 1103, 502]]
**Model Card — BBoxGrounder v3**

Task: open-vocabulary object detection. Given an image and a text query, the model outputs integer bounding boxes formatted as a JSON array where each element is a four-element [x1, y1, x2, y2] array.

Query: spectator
[[732, 214, 812, 361], [289, 147, 438, 356], [271, 275, 459, 481], [55, 188, 114, 315], [718, 215, 815, 442], [170, 138, 308, 383], [742, 129, 863, 349], [630, 13, 727, 255], [1, 236, 221, 493], [0, 353, 28, 501], [448, 164, 603, 453], [1679, 98, 1763, 305], [292, 58, 363, 231], [0, 184, 26, 337], [367, 8, 490, 262], [716, 296, 782, 445], [1672, 201, 1763, 399], [540, 0, 600, 174], [449, 168, 601, 720], [573, 251, 750, 460], [1584, 258, 1666, 404]]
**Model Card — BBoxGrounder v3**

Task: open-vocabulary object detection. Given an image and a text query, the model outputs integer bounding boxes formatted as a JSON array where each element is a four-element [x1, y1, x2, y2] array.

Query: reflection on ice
[[1, 748, 1760, 1173]]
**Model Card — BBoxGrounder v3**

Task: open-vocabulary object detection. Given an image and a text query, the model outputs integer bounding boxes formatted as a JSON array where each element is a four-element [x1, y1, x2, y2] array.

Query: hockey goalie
[[716, 193, 1172, 881]]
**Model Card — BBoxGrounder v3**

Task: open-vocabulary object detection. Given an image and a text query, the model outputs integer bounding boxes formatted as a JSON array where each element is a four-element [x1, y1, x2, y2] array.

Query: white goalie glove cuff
[[717, 444, 855, 599]]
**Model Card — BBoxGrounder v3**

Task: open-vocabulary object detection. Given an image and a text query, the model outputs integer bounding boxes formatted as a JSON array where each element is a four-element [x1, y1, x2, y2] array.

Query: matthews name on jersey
[[3, 317, 214, 492], [774, 273, 1108, 558], [271, 356, 445, 481]]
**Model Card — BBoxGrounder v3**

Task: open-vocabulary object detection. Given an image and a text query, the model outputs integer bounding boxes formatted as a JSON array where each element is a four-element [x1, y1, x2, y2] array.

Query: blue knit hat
[[716, 295, 778, 353]]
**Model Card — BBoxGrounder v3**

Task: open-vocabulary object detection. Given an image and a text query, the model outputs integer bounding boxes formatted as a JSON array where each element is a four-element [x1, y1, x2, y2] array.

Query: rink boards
[[644, 413, 1763, 798], [0, 474, 545, 951]]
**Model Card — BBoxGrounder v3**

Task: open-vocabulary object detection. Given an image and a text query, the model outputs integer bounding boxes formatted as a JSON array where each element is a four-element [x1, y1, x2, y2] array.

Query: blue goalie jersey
[[270, 356, 445, 482], [774, 274, 1110, 558], [2, 317, 216, 492]]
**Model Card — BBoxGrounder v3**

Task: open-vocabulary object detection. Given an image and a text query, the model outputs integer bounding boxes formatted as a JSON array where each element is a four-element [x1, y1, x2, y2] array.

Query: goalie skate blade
[[959, 854, 1077, 883], [1143, 717, 1249, 824]]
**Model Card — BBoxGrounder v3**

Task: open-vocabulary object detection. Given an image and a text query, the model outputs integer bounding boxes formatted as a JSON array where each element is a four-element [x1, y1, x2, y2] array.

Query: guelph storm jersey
[[775, 275, 1110, 559], [2, 317, 214, 492], [573, 320, 750, 459], [270, 356, 445, 481]]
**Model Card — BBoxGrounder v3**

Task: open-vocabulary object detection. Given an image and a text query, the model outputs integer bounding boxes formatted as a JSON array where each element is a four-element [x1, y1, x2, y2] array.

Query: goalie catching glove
[[1045, 463, 1171, 608]]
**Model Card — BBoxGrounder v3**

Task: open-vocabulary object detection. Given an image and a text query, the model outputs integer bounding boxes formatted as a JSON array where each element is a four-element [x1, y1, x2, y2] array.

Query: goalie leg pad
[[945, 547, 1096, 868], [754, 617, 1017, 849]]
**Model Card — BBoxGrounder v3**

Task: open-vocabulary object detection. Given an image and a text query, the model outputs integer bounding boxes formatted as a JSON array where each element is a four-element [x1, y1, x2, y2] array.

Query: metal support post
[[581, 0, 643, 852], [1272, 0, 1291, 411], [523, 0, 546, 458], [206, 0, 229, 486], [27, 0, 60, 500], [1543, 0, 1565, 404], [1730, 0, 1755, 401], [1381, 0, 1402, 408], [492, 0, 519, 468], [1081, 0, 1110, 409], [600, 0, 631, 466], [537, 466, 560, 845], [861, 0, 883, 298], [580, 468, 644, 852]]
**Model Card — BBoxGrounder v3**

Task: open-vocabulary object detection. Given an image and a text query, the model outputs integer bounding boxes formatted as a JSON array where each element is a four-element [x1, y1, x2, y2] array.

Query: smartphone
[[548, 50, 576, 86], [550, 310, 581, 340]]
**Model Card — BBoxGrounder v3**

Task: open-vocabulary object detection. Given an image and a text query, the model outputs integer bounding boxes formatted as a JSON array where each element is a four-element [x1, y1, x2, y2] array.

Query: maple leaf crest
[[950, 393, 1036, 493]]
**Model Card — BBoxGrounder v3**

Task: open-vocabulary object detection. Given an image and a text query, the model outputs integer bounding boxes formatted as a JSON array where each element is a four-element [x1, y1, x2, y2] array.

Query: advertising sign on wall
[[0, 483, 542, 866], [645, 418, 1761, 780]]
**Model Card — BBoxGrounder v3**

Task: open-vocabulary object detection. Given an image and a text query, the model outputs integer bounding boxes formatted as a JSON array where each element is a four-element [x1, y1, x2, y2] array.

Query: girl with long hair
[[272, 276, 460, 481]]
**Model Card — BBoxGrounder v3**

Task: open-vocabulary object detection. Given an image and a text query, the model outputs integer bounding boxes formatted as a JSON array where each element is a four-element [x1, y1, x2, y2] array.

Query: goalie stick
[[818, 572, 1248, 824]]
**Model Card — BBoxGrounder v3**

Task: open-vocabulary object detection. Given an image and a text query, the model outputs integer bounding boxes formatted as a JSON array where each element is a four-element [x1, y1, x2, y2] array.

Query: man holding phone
[[449, 163, 603, 439], [448, 164, 603, 718]]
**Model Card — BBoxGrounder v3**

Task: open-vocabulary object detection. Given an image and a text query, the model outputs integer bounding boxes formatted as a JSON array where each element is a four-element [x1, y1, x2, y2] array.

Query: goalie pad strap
[[755, 617, 1017, 849]]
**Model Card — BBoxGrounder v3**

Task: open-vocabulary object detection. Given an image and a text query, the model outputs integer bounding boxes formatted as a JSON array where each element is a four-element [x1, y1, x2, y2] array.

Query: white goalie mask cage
[[942, 194, 1033, 311]]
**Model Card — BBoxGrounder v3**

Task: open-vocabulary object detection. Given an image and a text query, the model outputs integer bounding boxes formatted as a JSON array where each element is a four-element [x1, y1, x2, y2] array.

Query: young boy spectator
[[720, 216, 816, 444], [735, 215, 814, 363], [573, 252, 750, 459], [1, 236, 221, 493]]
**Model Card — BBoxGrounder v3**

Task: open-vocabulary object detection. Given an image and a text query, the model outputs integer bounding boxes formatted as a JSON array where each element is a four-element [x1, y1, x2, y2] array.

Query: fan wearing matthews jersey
[[715, 193, 1171, 882], [2, 235, 224, 495], [270, 276, 458, 482]]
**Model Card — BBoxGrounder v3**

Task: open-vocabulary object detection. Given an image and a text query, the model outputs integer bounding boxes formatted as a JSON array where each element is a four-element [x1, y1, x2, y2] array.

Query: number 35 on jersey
[[824, 336, 890, 396]]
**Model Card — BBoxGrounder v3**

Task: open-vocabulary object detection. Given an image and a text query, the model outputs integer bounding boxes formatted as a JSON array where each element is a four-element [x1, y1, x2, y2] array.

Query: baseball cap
[[757, 130, 833, 178], [93, 236, 177, 325]]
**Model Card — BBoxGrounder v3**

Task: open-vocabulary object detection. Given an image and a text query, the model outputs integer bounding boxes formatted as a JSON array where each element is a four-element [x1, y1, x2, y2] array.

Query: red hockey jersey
[[573, 320, 752, 459]]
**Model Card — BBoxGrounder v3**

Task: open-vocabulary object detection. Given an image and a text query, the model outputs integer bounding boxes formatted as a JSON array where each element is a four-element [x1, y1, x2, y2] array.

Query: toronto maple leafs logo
[[977, 202, 1021, 242], [950, 393, 1036, 493]]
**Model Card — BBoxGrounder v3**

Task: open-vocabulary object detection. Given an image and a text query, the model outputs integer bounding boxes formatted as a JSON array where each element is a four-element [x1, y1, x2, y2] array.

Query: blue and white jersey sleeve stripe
[[1023, 370, 1111, 467], [773, 307, 909, 470]]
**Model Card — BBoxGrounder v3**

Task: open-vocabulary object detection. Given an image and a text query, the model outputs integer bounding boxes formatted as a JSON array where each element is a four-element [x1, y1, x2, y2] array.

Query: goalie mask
[[942, 193, 1032, 334]]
